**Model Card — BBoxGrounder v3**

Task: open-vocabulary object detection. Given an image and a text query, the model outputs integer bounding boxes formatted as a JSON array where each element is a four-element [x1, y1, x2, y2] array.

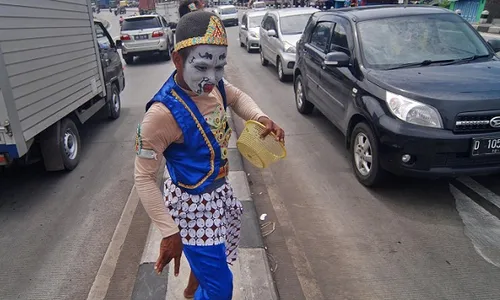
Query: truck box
[[0, 0, 124, 170]]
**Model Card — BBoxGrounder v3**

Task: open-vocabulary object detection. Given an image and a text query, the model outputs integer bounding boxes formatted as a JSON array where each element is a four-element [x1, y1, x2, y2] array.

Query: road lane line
[[86, 185, 140, 300], [450, 184, 500, 268], [259, 164, 325, 300], [457, 177, 500, 209]]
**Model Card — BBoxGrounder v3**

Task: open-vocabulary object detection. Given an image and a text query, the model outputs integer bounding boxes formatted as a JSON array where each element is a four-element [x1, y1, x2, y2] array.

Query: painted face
[[182, 45, 227, 96]]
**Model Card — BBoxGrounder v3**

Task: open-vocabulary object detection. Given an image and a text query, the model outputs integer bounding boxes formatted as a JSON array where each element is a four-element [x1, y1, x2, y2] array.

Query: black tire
[[260, 48, 268, 66], [277, 58, 285, 82], [124, 54, 134, 65], [60, 118, 81, 171], [350, 122, 386, 187], [294, 74, 314, 114], [107, 84, 121, 120]]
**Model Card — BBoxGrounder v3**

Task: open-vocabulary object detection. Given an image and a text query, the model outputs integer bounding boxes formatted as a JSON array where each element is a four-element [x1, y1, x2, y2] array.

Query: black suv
[[294, 5, 500, 186]]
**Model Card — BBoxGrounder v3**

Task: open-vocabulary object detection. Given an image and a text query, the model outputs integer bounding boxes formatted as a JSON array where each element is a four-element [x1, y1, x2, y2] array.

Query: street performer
[[134, 10, 284, 300]]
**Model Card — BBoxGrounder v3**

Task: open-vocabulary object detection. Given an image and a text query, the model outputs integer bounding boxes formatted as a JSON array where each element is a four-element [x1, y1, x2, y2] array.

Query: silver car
[[259, 8, 319, 81], [120, 15, 175, 64], [239, 10, 266, 53]]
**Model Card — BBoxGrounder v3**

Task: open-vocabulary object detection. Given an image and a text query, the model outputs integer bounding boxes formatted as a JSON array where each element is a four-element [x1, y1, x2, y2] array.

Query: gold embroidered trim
[[171, 89, 216, 189], [174, 16, 228, 52]]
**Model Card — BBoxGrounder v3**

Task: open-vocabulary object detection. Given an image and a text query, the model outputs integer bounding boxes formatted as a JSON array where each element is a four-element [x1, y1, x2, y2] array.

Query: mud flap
[[40, 121, 65, 171]]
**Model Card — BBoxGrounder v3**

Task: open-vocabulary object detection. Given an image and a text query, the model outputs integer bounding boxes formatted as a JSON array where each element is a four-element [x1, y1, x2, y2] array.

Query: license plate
[[471, 137, 500, 156], [135, 34, 149, 40]]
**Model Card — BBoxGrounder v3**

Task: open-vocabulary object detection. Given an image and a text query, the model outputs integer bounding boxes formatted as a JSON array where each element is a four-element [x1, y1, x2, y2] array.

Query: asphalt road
[[225, 10, 500, 300], [0, 11, 170, 300]]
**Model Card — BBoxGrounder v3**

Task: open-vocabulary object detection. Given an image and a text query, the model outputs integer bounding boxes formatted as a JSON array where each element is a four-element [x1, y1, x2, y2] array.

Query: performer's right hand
[[155, 232, 183, 276]]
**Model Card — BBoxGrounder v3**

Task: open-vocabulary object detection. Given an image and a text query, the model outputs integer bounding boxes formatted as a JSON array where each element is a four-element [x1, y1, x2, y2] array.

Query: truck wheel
[[124, 54, 134, 64], [162, 43, 171, 61], [60, 118, 81, 171], [107, 84, 121, 120]]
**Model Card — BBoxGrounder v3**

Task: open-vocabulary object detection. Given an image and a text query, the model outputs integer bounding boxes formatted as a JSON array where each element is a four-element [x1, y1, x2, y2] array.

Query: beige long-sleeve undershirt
[[134, 81, 267, 238]]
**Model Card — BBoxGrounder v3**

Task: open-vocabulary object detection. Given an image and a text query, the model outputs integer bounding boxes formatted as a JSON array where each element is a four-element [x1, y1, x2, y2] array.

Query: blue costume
[[146, 72, 243, 300]]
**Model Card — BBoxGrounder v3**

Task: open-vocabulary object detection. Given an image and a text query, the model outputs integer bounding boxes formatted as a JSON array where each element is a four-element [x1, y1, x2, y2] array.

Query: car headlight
[[385, 91, 443, 128], [284, 42, 296, 53]]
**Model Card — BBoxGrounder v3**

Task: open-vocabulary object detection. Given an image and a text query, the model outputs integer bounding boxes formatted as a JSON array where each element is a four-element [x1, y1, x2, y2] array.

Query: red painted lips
[[203, 84, 215, 93]]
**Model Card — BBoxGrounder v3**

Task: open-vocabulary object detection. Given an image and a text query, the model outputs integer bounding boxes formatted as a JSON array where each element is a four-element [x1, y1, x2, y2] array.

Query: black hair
[[178, 0, 201, 17], [178, 47, 192, 63]]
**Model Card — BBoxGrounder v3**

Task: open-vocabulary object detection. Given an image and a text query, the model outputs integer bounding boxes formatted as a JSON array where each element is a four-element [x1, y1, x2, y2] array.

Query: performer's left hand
[[258, 116, 285, 144], [155, 233, 183, 276]]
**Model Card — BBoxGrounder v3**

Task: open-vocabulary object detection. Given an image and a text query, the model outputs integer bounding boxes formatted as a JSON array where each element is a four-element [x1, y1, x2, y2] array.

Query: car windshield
[[280, 13, 312, 35], [357, 13, 491, 69], [122, 17, 161, 30], [220, 7, 237, 14], [249, 16, 264, 28], [253, 2, 266, 8]]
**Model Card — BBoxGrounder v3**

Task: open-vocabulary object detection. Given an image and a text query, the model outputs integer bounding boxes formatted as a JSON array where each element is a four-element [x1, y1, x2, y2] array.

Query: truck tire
[[124, 54, 134, 65], [107, 84, 121, 120], [60, 118, 81, 171]]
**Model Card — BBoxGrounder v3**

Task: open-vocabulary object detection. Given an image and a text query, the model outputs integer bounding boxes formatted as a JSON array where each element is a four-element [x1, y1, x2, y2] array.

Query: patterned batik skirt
[[163, 177, 243, 264]]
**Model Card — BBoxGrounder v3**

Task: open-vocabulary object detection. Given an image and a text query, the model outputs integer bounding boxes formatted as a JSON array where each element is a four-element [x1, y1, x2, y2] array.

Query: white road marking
[[457, 177, 500, 209], [450, 184, 500, 268], [86, 185, 140, 300]]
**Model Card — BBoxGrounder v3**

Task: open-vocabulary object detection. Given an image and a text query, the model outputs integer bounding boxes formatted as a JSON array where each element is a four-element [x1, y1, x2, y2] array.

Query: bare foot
[[183, 271, 199, 299]]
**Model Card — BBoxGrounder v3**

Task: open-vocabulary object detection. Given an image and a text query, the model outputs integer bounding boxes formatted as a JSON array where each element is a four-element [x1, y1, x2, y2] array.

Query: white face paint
[[182, 45, 227, 96]]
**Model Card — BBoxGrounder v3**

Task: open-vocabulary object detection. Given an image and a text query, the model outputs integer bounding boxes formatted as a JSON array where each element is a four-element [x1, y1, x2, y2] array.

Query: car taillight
[[152, 31, 164, 37], [120, 34, 131, 40]]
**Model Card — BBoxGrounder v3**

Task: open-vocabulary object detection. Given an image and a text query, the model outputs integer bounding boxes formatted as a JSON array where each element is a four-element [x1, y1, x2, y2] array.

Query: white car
[[119, 15, 175, 64], [239, 10, 266, 52], [251, 1, 267, 10], [259, 8, 319, 81], [215, 5, 238, 27]]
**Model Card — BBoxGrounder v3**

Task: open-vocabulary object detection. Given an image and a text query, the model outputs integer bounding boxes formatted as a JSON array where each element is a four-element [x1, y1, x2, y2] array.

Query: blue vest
[[146, 72, 228, 194]]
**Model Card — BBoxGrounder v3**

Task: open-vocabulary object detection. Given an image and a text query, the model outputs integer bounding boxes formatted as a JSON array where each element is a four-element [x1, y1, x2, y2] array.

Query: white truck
[[0, 0, 125, 171]]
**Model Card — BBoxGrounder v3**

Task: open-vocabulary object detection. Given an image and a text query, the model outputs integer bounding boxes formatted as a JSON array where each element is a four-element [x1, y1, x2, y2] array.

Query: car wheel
[[107, 84, 121, 120], [124, 54, 134, 65], [277, 58, 289, 82], [350, 122, 386, 187], [60, 118, 81, 171], [294, 75, 314, 114], [260, 48, 268, 66]]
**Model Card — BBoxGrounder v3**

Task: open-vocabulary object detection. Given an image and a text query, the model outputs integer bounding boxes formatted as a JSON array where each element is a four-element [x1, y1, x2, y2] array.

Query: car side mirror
[[115, 40, 122, 49], [267, 29, 277, 37], [324, 51, 350, 67], [487, 39, 500, 53]]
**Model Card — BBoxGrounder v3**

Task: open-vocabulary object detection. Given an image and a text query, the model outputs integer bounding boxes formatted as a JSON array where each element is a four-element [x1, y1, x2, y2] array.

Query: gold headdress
[[174, 12, 228, 52]]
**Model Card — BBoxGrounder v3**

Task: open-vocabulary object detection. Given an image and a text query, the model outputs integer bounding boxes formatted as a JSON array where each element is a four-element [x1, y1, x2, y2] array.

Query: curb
[[131, 109, 279, 300], [472, 23, 500, 34]]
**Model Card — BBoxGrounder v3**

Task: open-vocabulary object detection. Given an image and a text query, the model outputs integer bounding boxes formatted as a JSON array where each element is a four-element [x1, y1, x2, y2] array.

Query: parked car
[[260, 8, 319, 81], [251, 1, 267, 10], [239, 10, 267, 52], [216, 5, 239, 26], [120, 15, 175, 64], [294, 5, 500, 186]]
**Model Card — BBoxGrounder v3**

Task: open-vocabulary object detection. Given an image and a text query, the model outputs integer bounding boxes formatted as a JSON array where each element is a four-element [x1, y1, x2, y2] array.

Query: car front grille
[[454, 111, 500, 133]]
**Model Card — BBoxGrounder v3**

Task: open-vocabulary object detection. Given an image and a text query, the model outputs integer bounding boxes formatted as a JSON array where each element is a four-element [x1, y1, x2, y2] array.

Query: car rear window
[[220, 7, 237, 14], [122, 17, 161, 30]]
